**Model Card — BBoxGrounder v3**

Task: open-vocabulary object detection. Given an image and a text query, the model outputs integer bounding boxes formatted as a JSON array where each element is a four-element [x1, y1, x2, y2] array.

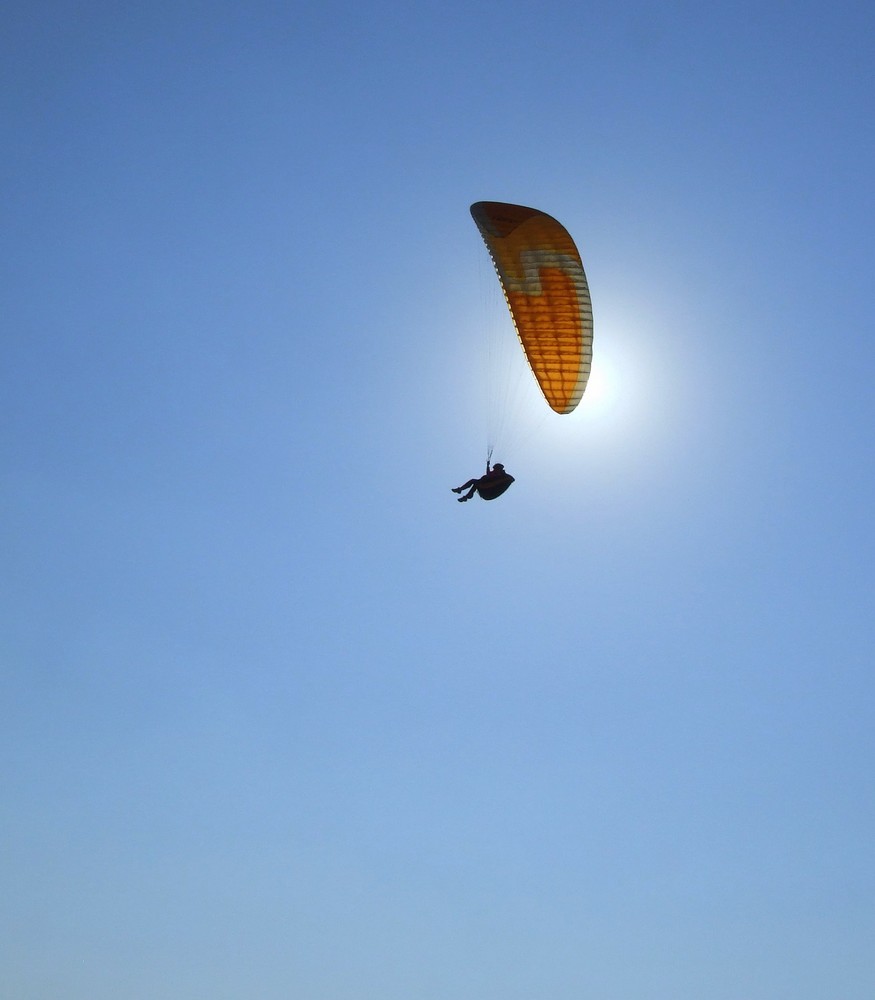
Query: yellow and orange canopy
[[470, 202, 593, 414]]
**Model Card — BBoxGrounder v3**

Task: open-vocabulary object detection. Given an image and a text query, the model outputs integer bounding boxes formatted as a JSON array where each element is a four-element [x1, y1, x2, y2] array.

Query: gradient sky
[[3, 2, 875, 998]]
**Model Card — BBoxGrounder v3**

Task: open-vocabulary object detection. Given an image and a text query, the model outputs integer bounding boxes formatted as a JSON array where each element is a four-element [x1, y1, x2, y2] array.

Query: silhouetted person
[[452, 462, 515, 502]]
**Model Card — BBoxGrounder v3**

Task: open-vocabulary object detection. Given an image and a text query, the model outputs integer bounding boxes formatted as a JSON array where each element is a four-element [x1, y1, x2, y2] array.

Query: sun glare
[[582, 353, 613, 412], [577, 333, 634, 431], [523, 313, 688, 481]]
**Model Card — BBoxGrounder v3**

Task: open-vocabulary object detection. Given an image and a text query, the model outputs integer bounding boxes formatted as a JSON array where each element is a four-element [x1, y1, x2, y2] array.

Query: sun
[[578, 342, 625, 426], [583, 354, 612, 410], [538, 321, 652, 451]]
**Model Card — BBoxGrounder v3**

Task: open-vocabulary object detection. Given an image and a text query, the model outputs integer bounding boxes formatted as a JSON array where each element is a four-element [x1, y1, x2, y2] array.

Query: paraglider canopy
[[470, 201, 593, 414]]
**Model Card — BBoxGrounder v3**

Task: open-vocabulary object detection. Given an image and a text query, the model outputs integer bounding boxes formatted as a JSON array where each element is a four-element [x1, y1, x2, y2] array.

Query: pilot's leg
[[452, 479, 478, 494]]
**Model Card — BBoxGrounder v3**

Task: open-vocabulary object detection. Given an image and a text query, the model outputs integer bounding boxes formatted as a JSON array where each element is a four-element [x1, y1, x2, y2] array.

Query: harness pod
[[476, 472, 515, 501]]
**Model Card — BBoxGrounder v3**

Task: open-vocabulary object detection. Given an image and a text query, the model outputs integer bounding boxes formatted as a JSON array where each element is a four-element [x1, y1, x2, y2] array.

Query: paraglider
[[453, 201, 592, 503], [452, 462, 515, 502]]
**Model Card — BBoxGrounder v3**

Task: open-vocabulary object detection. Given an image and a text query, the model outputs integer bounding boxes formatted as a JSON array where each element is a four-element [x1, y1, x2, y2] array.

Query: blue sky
[[3, 2, 874, 997]]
